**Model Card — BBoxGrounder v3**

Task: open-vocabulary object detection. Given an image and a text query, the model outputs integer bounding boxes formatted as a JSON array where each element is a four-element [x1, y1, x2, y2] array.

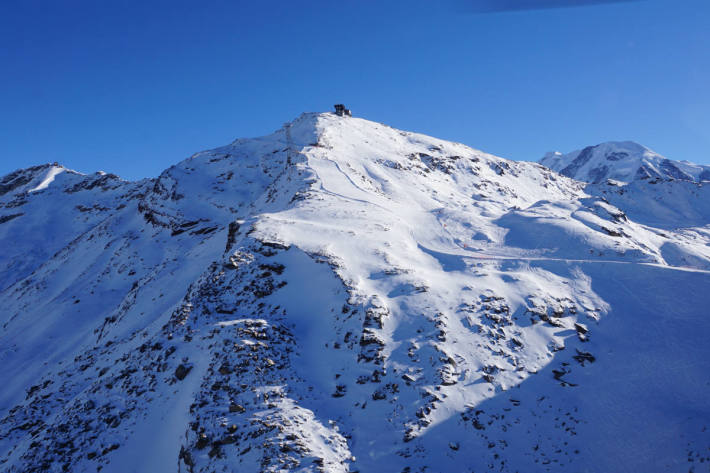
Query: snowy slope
[[1, 113, 709, 473], [541, 141, 710, 183]]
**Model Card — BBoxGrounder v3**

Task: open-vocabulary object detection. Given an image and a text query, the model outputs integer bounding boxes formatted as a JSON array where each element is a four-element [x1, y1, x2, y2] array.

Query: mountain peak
[[2, 114, 710, 473], [541, 140, 710, 183], [0, 162, 75, 197]]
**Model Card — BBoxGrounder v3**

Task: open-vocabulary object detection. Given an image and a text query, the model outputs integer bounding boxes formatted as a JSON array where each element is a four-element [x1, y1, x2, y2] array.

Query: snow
[[1, 112, 709, 472], [541, 140, 710, 184], [28, 165, 66, 192]]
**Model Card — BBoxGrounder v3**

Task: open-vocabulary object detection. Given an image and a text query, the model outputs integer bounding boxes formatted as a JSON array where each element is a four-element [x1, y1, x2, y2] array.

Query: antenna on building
[[334, 104, 352, 117]]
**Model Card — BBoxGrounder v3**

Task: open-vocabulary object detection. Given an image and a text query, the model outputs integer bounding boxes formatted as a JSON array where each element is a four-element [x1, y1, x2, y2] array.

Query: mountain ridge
[[541, 140, 710, 183], [1, 112, 709, 472]]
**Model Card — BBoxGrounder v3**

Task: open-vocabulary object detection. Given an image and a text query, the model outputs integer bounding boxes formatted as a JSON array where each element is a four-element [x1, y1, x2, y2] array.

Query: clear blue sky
[[1, 0, 708, 180]]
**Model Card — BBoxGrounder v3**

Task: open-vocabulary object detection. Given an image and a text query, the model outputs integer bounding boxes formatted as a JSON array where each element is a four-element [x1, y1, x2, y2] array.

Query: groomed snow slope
[[1, 113, 709, 472]]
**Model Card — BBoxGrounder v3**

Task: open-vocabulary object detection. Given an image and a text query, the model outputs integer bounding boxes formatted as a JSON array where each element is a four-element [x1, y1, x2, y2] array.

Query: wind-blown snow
[[1, 113, 709, 472]]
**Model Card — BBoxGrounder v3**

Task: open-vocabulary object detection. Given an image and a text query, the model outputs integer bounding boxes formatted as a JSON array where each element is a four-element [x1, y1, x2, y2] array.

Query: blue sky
[[1, 0, 708, 180]]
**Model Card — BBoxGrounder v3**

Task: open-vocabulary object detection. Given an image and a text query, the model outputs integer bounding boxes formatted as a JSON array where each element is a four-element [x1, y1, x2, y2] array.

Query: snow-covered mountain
[[541, 140, 710, 183], [2, 113, 709, 473]]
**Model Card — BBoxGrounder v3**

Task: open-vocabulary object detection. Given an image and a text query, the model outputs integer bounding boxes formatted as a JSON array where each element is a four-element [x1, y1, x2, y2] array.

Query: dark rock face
[[0, 213, 24, 225], [659, 159, 694, 181], [587, 165, 610, 184], [559, 146, 596, 179], [0, 165, 49, 196], [175, 364, 192, 380], [605, 151, 629, 161], [635, 164, 659, 180]]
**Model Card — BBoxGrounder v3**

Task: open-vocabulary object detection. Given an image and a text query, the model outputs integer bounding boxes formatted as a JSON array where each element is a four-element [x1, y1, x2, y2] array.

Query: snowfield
[[541, 140, 710, 184], [1, 112, 709, 472]]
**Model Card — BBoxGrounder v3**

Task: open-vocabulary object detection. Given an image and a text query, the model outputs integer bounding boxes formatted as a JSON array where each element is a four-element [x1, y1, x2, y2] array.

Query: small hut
[[334, 104, 352, 117]]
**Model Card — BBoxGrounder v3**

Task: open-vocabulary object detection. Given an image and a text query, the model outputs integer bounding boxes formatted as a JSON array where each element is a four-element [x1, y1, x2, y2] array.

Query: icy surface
[[1, 113, 709, 472]]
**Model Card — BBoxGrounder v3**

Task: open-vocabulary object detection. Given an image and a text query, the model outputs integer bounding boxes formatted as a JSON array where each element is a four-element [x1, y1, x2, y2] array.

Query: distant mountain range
[[541, 140, 710, 183]]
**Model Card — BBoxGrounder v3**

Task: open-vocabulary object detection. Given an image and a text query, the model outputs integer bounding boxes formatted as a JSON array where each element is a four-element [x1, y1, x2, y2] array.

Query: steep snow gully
[[1, 112, 709, 472]]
